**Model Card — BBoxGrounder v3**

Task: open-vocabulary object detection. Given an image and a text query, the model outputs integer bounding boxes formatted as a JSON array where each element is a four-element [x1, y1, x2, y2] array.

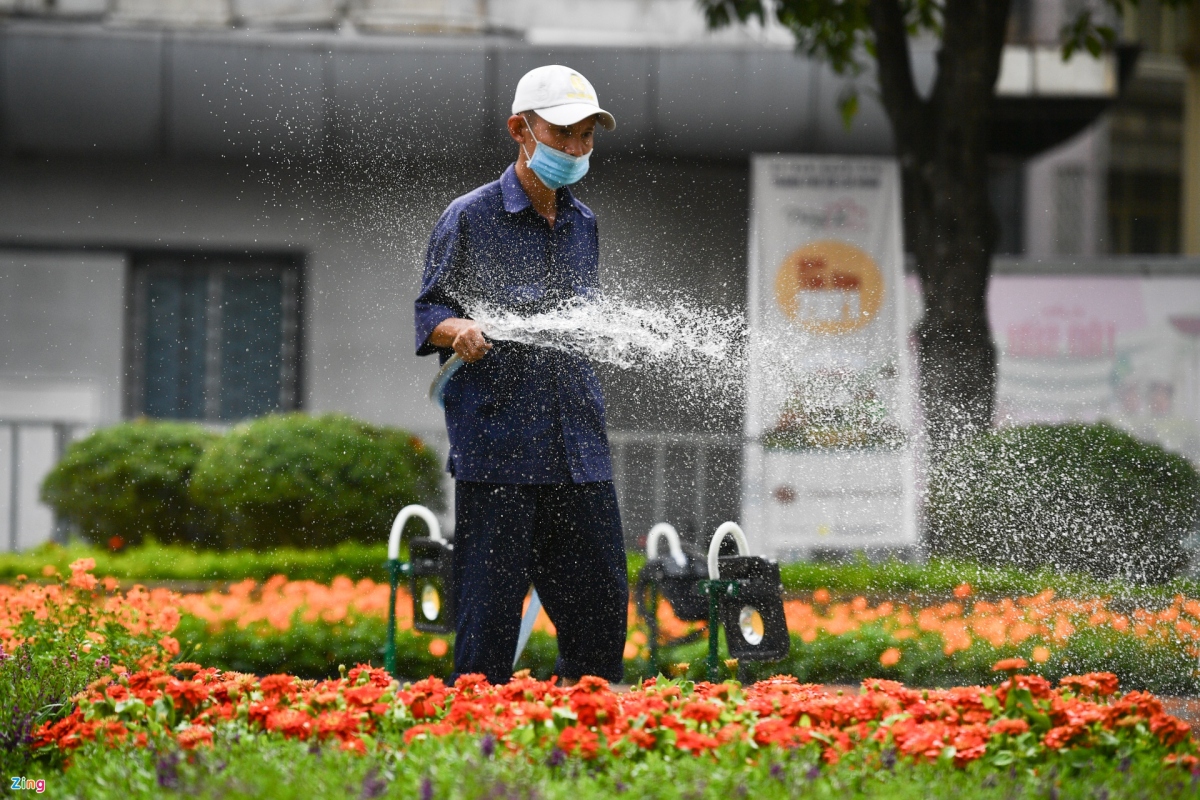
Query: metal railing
[[608, 430, 742, 549], [1, 419, 88, 552]]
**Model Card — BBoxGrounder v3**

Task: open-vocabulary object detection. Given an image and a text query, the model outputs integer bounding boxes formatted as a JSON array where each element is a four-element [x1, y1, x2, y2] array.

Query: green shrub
[[188, 413, 443, 549], [40, 421, 218, 548], [927, 422, 1200, 584]]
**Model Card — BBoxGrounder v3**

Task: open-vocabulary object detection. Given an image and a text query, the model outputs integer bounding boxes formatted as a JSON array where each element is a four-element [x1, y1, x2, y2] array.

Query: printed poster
[[743, 155, 918, 558]]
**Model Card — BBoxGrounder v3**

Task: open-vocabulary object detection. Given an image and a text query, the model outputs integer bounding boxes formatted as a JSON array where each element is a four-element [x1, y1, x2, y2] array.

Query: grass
[[28, 732, 1200, 799]]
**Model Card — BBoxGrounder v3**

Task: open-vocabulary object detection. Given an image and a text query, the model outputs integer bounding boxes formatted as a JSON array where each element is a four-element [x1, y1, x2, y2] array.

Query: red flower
[[344, 684, 385, 708], [177, 725, 213, 750], [622, 728, 656, 749], [259, 674, 297, 700], [347, 664, 394, 689], [265, 709, 315, 740], [1150, 713, 1191, 747], [340, 736, 367, 754], [990, 718, 1030, 736], [558, 726, 600, 759], [1043, 723, 1086, 750], [248, 700, 278, 725], [992, 658, 1028, 672], [680, 701, 722, 725], [675, 729, 720, 754], [165, 679, 209, 711], [317, 710, 361, 740], [454, 674, 489, 696]]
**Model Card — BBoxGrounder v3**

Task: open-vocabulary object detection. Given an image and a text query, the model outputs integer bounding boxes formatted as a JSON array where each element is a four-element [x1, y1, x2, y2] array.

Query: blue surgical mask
[[521, 118, 590, 190]]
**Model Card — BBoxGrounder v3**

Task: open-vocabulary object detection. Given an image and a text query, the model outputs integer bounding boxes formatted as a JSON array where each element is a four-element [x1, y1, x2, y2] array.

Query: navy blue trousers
[[451, 480, 628, 685]]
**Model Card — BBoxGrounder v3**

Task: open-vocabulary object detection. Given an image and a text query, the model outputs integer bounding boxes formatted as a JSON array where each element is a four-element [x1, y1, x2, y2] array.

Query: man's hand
[[430, 318, 492, 363]]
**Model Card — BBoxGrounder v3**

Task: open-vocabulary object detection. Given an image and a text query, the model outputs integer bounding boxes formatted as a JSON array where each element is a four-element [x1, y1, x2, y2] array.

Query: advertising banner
[[988, 274, 1200, 466], [743, 155, 917, 559]]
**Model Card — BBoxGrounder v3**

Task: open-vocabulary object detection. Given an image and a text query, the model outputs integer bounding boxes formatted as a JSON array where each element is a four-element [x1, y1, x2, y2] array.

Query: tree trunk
[[869, 0, 1011, 457]]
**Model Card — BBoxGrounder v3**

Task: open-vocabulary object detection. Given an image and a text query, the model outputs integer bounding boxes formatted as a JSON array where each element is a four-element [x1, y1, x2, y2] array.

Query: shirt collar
[[499, 163, 592, 222]]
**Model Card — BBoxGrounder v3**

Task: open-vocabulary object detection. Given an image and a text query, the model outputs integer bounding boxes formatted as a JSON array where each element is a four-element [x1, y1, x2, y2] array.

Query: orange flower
[[953, 583, 973, 599], [992, 658, 1027, 672], [879, 647, 901, 667], [69, 557, 97, 574], [812, 588, 831, 604], [1031, 646, 1051, 663], [428, 638, 449, 658]]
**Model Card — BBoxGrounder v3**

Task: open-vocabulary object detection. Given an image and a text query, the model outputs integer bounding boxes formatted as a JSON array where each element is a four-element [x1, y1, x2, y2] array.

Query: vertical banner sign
[[743, 155, 917, 558]]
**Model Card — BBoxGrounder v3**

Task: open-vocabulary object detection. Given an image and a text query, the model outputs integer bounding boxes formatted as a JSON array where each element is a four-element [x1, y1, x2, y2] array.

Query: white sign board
[[742, 155, 917, 559]]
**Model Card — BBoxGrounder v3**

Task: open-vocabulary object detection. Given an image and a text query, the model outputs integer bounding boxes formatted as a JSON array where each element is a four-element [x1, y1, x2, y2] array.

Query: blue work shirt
[[414, 164, 613, 485]]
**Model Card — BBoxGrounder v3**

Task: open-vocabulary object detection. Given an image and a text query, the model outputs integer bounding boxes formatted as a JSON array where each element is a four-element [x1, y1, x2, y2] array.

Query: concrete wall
[[0, 249, 126, 550]]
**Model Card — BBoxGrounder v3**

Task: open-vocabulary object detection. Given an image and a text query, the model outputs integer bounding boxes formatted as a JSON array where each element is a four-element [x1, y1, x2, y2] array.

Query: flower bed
[[29, 661, 1199, 774], [163, 575, 1200, 693], [8, 562, 1200, 798]]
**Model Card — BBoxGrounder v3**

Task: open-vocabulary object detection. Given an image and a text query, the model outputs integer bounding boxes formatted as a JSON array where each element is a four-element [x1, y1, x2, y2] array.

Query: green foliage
[[1, 575, 168, 774], [0, 641, 100, 775], [927, 423, 1200, 584], [175, 615, 447, 681], [700, 0, 943, 78], [9, 544, 1200, 608], [40, 420, 219, 548], [1059, 1, 1192, 60], [187, 413, 444, 549], [0, 541, 395, 584], [32, 709, 1200, 799]]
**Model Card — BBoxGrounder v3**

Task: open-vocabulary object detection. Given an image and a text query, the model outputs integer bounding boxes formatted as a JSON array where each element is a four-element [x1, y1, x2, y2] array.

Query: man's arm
[[429, 318, 492, 363]]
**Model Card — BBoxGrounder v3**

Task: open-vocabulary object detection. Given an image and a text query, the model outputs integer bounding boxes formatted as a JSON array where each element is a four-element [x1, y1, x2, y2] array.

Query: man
[[413, 65, 627, 686]]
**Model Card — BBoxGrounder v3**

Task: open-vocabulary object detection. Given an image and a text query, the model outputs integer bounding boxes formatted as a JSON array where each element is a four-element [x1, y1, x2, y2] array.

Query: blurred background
[[0, 0, 1197, 552]]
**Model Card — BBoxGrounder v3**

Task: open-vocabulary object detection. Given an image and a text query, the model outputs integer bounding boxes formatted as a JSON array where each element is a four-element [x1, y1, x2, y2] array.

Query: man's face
[[515, 113, 597, 158]]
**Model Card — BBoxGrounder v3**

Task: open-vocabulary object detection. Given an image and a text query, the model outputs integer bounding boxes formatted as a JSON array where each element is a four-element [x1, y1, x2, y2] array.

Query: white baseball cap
[[511, 65, 616, 131]]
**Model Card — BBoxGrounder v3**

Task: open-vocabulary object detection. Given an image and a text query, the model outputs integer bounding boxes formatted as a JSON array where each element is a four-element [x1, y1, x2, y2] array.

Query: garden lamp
[[385, 504, 454, 676], [634, 523, 711, 670], [643, 523, 710, 621], [700, 521, 790, 681]]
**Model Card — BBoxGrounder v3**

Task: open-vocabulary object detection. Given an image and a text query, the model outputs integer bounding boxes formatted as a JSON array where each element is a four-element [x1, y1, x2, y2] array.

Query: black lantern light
[[409, 532, 455, 635], [640, 523, 710, 621], [701, 521, 790, 680], [634, 523, 711, 669], [384, 505, 455, 676]]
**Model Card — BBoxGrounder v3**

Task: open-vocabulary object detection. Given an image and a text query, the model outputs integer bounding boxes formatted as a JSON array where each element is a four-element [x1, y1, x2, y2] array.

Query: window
[[126, 254, 301, 421], [1107, 170, 1180, 255]]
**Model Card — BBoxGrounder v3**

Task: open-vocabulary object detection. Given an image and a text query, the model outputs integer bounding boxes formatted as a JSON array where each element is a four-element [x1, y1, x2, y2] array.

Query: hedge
[[9, 542, 1200, 607], [39, 414, 444, 551], [189, 413, 444, 549], [40, 420, 219, 548], [927, 423, 1200, 584]]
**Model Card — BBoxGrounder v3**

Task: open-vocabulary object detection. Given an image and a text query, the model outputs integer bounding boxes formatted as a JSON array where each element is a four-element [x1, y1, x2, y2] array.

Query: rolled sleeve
[[415, 209, 468, 356]]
